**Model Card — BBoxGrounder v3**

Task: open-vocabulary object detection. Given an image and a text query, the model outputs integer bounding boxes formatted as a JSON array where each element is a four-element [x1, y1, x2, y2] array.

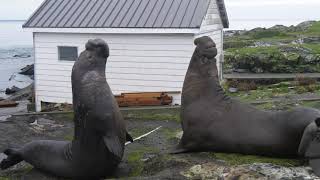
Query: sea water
[[0, 20, 34, 98]]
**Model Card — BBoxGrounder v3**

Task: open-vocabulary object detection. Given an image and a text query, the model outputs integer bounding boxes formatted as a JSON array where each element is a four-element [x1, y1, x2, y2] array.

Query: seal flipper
[[126, 132, 133, 143], [0, 148, 23, 170], [103, 136, 122, 159]]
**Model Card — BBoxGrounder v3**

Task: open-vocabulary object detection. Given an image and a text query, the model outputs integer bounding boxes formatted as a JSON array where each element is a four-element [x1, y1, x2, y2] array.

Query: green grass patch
[[127, 147, 159, 177], [301, 101, 320, 110], [128, 127, 155, 138], [212, 153, 303, 167], [307, 21, 320, 36], [0, 164, 34, 180], [226, 46, 279, 55], [302, 44, 320, 54], [161, 128, 181, 141], [122, 109, 180, 122], [64, 134, 74, 141]]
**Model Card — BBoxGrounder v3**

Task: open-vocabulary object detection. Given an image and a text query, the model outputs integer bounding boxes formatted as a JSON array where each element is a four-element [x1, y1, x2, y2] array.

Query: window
[[58, 46, 78, 61]]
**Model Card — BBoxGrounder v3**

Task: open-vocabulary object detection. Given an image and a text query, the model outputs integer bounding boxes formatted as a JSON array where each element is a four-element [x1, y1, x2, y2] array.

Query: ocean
[[0, 20, 34, 98]]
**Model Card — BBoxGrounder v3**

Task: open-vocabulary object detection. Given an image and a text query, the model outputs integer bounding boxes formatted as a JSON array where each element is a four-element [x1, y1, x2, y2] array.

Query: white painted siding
[[200, 0, 224, 32], [34, 33, 195, 111]]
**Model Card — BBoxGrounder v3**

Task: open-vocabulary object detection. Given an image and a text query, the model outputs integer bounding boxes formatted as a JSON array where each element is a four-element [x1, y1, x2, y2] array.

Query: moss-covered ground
[[2, 84, 320, 179]]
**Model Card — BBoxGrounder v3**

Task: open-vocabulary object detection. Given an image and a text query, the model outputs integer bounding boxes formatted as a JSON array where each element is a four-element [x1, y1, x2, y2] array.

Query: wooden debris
[[115, 92, 173, 107], [0, 100, 19, 108]]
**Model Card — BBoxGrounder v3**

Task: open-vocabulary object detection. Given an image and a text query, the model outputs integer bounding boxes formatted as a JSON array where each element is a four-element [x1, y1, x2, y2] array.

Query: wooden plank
[[224, 73, 320, 80], [115, 92, 173, 107], [0, 101, 19, 108]]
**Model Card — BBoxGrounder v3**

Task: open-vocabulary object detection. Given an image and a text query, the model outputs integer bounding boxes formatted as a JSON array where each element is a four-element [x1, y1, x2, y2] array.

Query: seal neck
[[182, 55, 230, 107]]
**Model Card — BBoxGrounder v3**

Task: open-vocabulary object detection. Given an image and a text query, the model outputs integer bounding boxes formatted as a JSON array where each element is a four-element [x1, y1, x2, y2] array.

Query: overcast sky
[[0, 0, 319, 29]]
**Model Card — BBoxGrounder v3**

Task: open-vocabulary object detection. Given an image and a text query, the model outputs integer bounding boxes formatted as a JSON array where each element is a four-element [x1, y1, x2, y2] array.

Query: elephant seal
[[1, 39, 133, 179], [175, 36, 320, 160]]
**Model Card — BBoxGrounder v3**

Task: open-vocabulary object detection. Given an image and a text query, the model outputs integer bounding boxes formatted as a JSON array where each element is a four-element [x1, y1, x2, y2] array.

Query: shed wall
[[34, 30, 223, 111], [34, 33, 194, 111]]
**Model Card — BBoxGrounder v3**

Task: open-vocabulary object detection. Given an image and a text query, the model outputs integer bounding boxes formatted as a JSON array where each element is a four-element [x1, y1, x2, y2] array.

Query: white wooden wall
[[34, 33, 196, 111]]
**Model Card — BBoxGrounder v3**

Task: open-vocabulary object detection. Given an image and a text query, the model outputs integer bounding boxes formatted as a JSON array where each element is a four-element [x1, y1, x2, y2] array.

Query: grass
[[302, 44, 320, 54], [122, 109, 180, 123], [226, 46, 279, 55], [0, 164, 33, 180], [161, 128, 181, 141], [301, 101, 320, 109], [307, 21, 320, 36], [127, 147, 159, 177], [128, 127, 156, 138], [212, 153, 303, 167], [64, 134, 73, 141]]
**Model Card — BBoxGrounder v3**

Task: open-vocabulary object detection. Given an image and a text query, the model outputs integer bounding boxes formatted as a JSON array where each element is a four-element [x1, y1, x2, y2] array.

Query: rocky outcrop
[[182, 163, 318, 180], [224, 20, 320, 73], [19, 64, 34, 76], [5, 86, 21, 95]]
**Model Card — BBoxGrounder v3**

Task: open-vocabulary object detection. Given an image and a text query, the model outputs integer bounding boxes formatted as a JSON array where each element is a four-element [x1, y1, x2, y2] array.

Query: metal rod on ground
[[125, 126, 162, 146]]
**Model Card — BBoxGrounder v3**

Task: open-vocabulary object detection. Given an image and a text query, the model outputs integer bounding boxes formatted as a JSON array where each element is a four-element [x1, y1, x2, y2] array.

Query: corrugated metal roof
[[23, 0, 229, 29]]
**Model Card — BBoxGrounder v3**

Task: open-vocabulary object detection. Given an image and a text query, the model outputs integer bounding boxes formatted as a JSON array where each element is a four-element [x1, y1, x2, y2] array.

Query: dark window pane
[[58, 46, 78, 61]]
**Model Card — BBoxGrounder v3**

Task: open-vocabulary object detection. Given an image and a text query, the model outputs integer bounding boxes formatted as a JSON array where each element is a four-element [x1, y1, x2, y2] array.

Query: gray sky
[[0, 0, 319, 29]]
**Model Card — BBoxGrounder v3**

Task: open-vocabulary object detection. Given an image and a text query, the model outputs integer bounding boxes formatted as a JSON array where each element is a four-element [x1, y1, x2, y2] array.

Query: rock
[[295, 21, 317, 31], [302, 37, 320, 44], [0, 115, 12, 122], [19, 64, 34, 76], [0, 153, 6, 162], [182, 163, 319, 180], [5, 86, 21, 95], [233, 69, 250, 73], [13, 54, 31, 58], [176, 131, 183, 139], [269, 25, 288, 31], [29, 118, 64, 133], [182, 164, 225, 179], [228, 88, 238, 93], [247, 163, 319, 180], [7, 84, 34, 101]]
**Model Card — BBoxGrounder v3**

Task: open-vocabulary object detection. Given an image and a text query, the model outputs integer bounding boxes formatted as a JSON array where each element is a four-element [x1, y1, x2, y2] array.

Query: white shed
[[23, 0, 229, 112]]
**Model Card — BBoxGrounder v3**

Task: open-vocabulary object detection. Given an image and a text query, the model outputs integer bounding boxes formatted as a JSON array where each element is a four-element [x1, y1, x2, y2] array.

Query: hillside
[[223, 21, 320, 74]]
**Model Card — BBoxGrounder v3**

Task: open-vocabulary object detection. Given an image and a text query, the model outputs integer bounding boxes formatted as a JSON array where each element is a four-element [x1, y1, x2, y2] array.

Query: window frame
[[57, 46, 78, 61]]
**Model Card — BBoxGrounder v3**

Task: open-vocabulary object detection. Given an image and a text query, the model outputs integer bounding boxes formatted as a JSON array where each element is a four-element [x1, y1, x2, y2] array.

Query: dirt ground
[[0, 107, 320, 180]]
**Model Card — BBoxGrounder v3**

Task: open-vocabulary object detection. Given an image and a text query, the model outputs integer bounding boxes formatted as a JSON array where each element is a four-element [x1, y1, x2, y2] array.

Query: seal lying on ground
[[175, 36, 320, 174], [1, 39, 133, 179]]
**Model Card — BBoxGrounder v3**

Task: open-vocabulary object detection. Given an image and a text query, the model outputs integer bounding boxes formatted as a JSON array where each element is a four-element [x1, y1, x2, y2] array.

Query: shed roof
[[23, 0, 229, 29]]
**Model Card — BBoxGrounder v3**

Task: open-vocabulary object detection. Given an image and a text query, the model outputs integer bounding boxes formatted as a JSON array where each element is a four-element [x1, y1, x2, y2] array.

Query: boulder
[[19, 64, 34, 76], [5, 86, 21, 95], [13, 54, 31, 58]]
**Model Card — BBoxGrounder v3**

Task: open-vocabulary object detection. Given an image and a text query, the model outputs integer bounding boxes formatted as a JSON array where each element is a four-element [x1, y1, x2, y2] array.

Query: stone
[[5, 86, 21, 95]]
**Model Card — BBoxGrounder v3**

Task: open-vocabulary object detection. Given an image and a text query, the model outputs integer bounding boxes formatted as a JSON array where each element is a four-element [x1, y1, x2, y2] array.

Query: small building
[[23, 0, 229, 112]]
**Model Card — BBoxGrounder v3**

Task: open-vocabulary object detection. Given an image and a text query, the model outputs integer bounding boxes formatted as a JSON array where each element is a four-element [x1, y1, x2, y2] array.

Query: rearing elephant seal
[[1, 39, 133, 179], [175, 36, 320, 174]]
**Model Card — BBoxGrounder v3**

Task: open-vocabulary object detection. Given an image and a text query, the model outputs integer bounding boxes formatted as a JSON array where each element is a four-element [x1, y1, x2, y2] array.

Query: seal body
[[1, 39, 132, 179], [177, 36, 320, 158]]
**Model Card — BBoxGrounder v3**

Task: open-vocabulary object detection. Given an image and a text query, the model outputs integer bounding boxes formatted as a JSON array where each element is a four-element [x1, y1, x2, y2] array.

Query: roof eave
[[216, 0, 229, 28], [22, 27, 201, 34]]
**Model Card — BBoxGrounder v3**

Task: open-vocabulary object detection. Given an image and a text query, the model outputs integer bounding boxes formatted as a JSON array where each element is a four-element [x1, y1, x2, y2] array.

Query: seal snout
[[194, 36, 217, 59], [85, 39, 110, 58]]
